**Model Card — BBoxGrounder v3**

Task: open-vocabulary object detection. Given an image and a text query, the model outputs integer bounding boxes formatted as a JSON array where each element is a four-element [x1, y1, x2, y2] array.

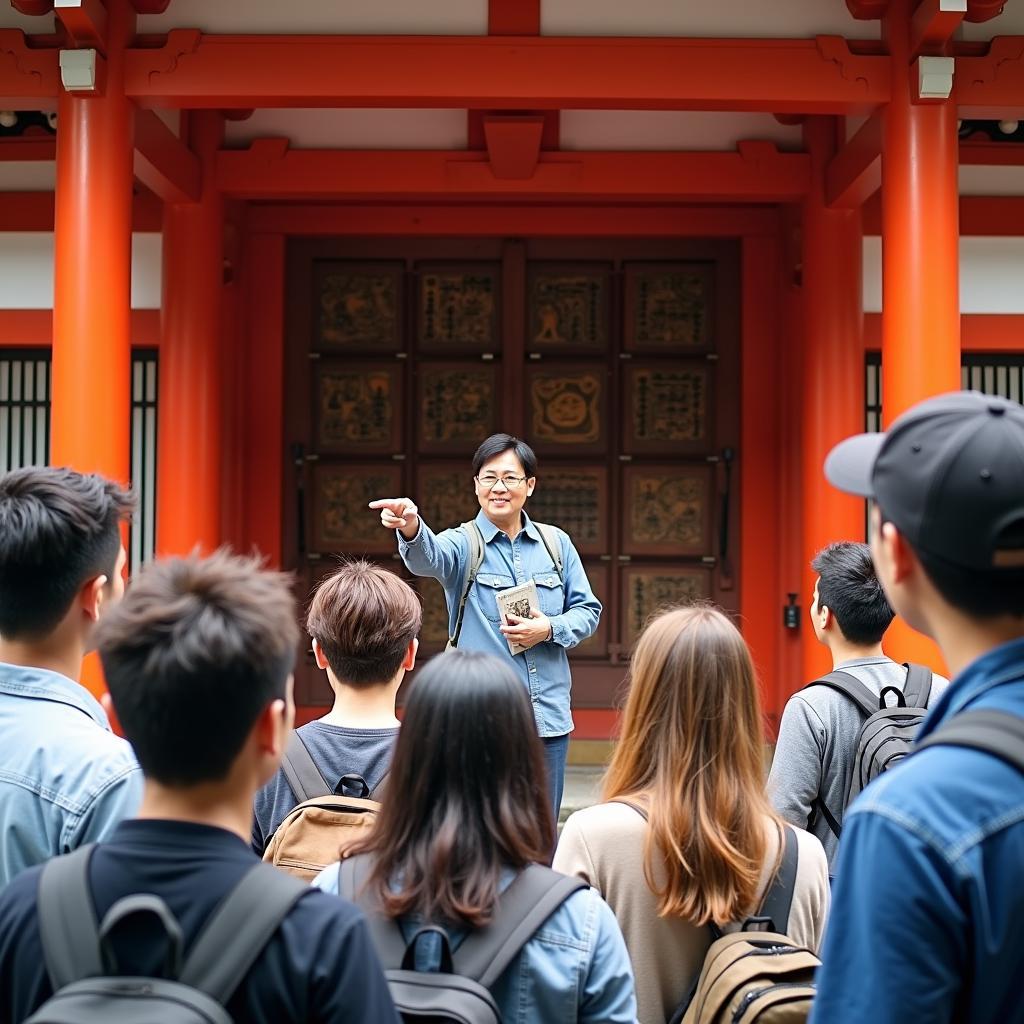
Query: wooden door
[[284, 238, 740, 706]]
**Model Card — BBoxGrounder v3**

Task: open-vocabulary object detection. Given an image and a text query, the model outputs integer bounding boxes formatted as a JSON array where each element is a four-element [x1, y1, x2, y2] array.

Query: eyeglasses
[[476, 474, 528, 490]]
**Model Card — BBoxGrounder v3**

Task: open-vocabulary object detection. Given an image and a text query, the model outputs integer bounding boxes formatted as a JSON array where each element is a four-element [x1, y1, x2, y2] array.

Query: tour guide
[[370, 433, 601, 818]]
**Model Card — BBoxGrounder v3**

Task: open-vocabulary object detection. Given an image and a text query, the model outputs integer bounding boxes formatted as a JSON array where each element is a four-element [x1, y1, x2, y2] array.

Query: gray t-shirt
[[767, 656, 949, 869], [251, 719, 398, 853]]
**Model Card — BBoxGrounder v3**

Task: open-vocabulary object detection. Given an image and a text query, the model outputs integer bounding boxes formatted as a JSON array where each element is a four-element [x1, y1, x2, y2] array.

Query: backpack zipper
[[731, 982, 815, 1022]]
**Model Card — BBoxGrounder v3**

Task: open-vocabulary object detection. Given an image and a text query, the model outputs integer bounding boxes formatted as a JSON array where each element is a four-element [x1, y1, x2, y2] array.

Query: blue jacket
[[398, 509, 602, 737], [314, 862, 638, 1024], [810, 636, 1024, 1024], [0, 662, 143, 889]]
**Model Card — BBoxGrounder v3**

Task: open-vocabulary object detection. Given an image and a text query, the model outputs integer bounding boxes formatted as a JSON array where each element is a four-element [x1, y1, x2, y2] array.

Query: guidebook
[[494, 580, 540, 656]]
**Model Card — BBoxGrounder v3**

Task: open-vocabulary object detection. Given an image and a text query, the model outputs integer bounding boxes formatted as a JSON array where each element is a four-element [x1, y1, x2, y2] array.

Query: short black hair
[[812, 541, 895, 645], [95, 551, 299, 787], [472, 434, 538, 478], [0, 467, 134, 640]]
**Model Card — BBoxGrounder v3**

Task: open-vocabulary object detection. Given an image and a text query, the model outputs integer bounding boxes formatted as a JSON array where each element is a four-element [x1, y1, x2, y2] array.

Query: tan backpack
[[262, 732, 386, 882]]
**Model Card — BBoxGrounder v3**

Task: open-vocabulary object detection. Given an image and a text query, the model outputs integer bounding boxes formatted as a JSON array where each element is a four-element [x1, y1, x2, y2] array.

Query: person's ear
[[312, 637, 329, 671], [526, 476, 536, 498], [881, 521, 917, 585], [818, 602, 833, 631], [80, 574, 108, 623], [403, 637, 419, 672], [255, 697, 291, 759]]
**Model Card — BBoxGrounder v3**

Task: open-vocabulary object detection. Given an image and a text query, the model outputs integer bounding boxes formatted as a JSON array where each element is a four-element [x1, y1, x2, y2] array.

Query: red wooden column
[[51, 0, 136, 480], [157, 112, 225, 555], [799, 116, 866, 683], [881, 0, 960, 670]]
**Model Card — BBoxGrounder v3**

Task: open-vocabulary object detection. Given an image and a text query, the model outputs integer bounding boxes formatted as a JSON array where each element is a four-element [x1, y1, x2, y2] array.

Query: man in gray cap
[[811, 391, 1024, 1024]]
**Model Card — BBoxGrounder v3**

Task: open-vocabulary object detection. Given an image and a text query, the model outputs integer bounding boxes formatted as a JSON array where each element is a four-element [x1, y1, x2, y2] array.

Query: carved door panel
[[285, 239, 739, 707]]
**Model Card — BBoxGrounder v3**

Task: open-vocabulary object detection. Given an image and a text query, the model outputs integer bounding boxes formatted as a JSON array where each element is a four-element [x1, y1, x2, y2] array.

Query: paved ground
[[559, 765, 604, 823]]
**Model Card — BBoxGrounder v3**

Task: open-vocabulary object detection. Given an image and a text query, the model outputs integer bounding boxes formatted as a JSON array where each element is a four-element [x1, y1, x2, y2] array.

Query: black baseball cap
[[825, 391, 1024, 571]]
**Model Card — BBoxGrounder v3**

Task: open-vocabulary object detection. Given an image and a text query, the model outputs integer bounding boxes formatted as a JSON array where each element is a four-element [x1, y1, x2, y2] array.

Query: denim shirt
[[398, 510, 602, 737], [0, 662, 143, 888], [314, 862, 637, 1024], [811, 636, 1024, 1024]]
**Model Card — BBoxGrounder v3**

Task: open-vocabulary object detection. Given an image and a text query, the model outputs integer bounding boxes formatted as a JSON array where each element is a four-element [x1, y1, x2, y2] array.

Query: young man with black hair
[[370, 433, 601, 820], [252, 559, 420, 852], [809, 391, 1024, 1024], [0, 551, 398, 1022], [0, 466, 142, 887], [768, 541, 947, 869]]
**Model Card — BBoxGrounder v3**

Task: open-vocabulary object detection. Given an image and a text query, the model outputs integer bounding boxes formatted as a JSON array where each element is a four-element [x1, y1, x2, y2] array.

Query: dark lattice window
[[130, 350, 158, 569]]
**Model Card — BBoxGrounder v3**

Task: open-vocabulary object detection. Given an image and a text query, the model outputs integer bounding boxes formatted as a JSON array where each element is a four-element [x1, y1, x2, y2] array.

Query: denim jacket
[[398, 510, 602, 737], [811, 636, 1024, 1024], [0, 663, 143, 888], [314, 862, 637, 1024]]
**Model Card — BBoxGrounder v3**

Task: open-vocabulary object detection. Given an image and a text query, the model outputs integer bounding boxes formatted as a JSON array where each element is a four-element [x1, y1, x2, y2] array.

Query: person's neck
[[0, 633, 84, 684], [924, 611, 1024, 680], [320, 675, 400, 729], [135, 779, 254, 843], [828, 637, 885, 669], [486, 510, 523, 542]]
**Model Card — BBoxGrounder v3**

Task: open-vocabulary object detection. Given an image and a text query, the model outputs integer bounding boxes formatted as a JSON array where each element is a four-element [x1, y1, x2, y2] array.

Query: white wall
[[0, 233, 161, 310], [863, 236, 1024, 314]]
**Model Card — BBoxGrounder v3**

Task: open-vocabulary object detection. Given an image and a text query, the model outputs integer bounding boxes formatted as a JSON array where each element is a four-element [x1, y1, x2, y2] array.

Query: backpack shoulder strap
[[532, 521, 564, 583], [180, 863, 308, 1004], [803, 670, 878, 720], [915, 709, 1024, 774], [339, 854, 408, 970], [757, 825, 799, 934], [280, 731, 331, 803], [37, 845, 103, 989], [454, 864, 588, 989], [449, 520, 485, 649], [902, 662, 933, 709]]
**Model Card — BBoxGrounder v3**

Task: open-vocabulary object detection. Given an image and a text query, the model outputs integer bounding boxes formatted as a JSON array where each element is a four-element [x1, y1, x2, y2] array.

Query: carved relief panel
[[526, 365, 606, 455], [527, 264, 609, 353], [315, 261, 403, 351], [418, 264, 500, 352], [314, 361, 402, 454], [622, 464, 712, 557], [526, 465, 607, 556], [416, 462, 478, 530], [311, 463, 402, 555], [624, 262, 713, 352], [418, 363, 498, 454], [621, 566, 712, 651], [624, 362, 711, 456]]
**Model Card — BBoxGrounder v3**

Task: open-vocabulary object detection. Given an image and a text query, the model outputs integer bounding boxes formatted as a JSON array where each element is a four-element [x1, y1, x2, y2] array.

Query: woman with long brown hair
[[554, 605, 829, 1024], [314, 648, 637, 1022]]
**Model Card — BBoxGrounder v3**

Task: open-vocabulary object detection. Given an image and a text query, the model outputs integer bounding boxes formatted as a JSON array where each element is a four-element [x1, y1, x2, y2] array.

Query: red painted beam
[[0, 188, 162, 230], [125, 32, 889, 113], [959, 139, 1024, 164], [133, 107, 201, 202], [54, 0, 108, 53], [10, 1, 54, 14], [826, 109, 882, 207], [0, 309, 160, 348], [955, 37, 1024, 118], [130, 0, 171, 11], [0, 136, 56, 160], [911, 0, 966, 58], [865, 313, 1024, 352], [219, 140, 809, 201], [0, 30, 61, 106], [245, 203, 782, 238], [489, 0, 540, 35]]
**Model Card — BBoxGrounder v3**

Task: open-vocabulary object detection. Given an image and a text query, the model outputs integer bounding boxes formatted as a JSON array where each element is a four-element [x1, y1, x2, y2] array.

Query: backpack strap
[[179, 863, 308, 1004], [914, 709, 1024, 773], [902, 662, 933, 709], [281, 731, 331, 803], [803, 670, 878, 719], [449, 520, 485, 649], [37, 845, 103, 989], [756, 825, 799, 934], [532, 522, 564, 583], [454, 865, 588, 989], [339, 854, 408, 970], [369, 770, 390, 799], [809, 796, 844, 840]]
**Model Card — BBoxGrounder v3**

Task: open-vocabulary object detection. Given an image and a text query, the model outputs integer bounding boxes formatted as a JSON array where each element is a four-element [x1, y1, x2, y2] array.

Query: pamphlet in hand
[[495, 581, 540, 656]]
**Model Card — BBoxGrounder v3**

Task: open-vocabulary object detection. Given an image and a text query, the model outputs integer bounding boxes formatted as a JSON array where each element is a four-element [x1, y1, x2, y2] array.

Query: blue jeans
[[541, 733, 570, 825]]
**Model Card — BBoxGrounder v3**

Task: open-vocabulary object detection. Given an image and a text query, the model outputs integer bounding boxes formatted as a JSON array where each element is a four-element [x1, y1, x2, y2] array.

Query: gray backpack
[[806, 662, 933, 838], [26, 846, 308, 1023], [340, 854, 585, 1024], [446, 519, 564, 650], [914, 708, 1024, 772]]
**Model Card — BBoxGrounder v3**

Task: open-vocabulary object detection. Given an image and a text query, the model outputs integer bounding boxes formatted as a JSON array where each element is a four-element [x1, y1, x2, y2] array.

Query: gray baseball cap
[[825, 390, 1024, 571]]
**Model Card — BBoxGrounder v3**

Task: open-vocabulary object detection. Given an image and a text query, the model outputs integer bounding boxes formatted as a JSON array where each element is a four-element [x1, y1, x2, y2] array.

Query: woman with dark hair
[[554, 605, 829, 1024], [314, 649, 636, 1022]]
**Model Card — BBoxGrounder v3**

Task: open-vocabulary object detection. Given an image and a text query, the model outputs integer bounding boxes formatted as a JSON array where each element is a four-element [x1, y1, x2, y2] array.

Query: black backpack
[[340, 854, 586, 1023], [26, 846, 308, 1023], [806, 662, 933, 838], [914, 708, 1024, 772]]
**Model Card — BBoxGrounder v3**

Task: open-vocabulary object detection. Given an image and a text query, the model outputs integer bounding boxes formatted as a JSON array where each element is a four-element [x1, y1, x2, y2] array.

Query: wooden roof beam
[[956, 37, 1024, 117], [0, 29, 60, 106], [911, 0, 966, 59], [826, 109, 882, 208], [133, 107, 201, 203], [216, 139, 810, 202], [125, 33, 889, 114], [54, 0, 107, 53]]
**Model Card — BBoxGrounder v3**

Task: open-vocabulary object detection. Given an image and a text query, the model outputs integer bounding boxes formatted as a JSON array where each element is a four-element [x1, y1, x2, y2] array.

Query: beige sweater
[[553, 801, 830, 1024]]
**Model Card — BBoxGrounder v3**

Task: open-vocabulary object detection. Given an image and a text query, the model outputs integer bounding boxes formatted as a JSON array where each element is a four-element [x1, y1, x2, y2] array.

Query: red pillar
[[881, 0, 960, 671], [800, 116, 865, 684], [51, 0, 136, 480], [156, 113, 225, 555]]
